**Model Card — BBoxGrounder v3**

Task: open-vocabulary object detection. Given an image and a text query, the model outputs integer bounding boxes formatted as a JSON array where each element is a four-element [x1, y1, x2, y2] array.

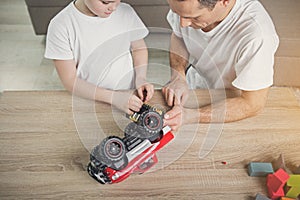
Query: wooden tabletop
[[0, 87, 300, 199]]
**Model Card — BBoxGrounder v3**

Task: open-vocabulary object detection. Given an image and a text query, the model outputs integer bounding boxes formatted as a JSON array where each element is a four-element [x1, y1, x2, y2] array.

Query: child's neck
[[74, 0, 96, 17]]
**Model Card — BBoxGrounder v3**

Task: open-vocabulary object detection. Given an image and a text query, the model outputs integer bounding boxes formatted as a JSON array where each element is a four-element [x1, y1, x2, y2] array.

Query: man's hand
[[137, 82, 154, 102], [112, 90, 143, 115], [162, 76, 189, 106], [163, 105, 186, 131], [164, 105, 199, 131]]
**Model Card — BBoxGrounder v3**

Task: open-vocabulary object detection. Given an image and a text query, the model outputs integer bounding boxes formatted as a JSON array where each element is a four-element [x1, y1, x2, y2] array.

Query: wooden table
[[0, 87, 300, 199]]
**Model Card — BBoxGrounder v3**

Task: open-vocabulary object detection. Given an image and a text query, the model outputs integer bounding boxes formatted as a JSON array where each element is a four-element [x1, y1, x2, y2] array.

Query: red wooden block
[[274, 168, 290, 184], [267, 169, 290, 199], [268, 187, 285, 200], [267, 169, 290, 191]]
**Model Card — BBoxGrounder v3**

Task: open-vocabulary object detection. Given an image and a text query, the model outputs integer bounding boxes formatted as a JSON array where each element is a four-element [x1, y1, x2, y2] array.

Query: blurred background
[[0, 0, 299, 93]]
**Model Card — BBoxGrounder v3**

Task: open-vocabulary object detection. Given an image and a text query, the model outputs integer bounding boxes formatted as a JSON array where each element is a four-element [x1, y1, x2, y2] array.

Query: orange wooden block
[[280, 197, 296, 200]]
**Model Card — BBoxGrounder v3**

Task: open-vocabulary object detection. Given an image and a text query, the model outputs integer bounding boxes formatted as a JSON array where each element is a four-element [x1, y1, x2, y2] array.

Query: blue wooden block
[[248, 162, 274, 177], [255, 193, 271, 200]]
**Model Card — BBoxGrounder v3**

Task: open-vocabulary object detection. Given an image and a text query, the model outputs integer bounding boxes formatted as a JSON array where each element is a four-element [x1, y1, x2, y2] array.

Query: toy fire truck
[[87, 104, 174, 184]]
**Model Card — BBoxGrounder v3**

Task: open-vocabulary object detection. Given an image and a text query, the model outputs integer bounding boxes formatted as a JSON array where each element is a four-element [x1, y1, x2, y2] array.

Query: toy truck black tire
[[98, 136, 128, 170]]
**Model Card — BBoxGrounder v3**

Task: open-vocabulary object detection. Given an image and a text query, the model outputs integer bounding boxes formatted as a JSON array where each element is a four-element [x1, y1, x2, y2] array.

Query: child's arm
[[131, 39, 154, 102], [53, 59, 143, 115]]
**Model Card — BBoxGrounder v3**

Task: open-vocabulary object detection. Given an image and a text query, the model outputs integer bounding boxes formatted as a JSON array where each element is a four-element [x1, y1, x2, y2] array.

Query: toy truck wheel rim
[[103, 137, 126, 161], [142, 112, 162, 133]]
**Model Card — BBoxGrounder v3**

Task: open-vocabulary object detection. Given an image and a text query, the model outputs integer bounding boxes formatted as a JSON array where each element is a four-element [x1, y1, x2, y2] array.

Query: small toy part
[[248, 162, 274, 177], [255, 193, 271, 200], [267, 168, 290, 200]]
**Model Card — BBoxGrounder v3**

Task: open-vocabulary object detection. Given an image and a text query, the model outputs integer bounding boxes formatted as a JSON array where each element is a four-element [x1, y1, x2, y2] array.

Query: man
[[162, 0, 279, 131]]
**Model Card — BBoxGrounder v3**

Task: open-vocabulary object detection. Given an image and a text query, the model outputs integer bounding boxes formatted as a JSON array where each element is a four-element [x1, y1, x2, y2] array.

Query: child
[[45, 0, 153, 114]]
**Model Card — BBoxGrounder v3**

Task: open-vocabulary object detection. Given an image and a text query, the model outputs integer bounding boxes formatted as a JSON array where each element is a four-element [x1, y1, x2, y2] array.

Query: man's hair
[[176, 0, 221, 10], [198, 0, 220, 10]]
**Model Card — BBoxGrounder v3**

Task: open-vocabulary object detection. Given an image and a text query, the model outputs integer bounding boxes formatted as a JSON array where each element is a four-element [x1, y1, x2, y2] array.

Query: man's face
[[84, 0, 121, 18], [167, 0, 227, 31]]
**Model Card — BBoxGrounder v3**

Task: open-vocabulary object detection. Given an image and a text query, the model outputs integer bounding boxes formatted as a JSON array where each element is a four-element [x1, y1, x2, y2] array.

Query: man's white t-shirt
[[167, 0, 279, 90], [45, 2, 149, 90]]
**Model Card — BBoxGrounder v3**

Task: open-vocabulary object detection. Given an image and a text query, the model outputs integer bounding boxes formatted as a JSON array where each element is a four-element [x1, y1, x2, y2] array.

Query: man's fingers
[[166, 90, 175, 107], [163, 109, 181, 132], [164, 105, 181, 119], [174, 92, 181, 106], [170, 125, 179, 132], [175, 88, 188, 105], [163, 120, 179, 131], [181, 91, 189, 105], [165, 87, 186, 106]]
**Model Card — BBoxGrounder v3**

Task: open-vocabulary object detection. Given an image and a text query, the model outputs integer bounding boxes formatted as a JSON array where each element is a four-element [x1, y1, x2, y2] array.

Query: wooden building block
[[267, 169, 290, 192], [280, 197, 296, 200], [287, 175, 300, 187], [256, 193, 271, 200], [268, 187, 285, 200], [248, 162, 274, 177], [274, 168, 290, 184], [267, 169, 290, 200], [286, 187, 300, 199]]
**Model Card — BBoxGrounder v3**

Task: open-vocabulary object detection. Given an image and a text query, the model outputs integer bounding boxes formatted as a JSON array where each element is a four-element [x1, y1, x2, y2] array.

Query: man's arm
[[162, 33, 190, 106], [169, 33, 189, 78], [164, 87, 270, 130], [197, 88, 270, 123], [54, 59, 143, 114]]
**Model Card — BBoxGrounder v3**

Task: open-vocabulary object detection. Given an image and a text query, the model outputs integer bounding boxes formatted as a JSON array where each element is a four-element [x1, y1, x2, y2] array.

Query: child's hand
[[137, 83, 154, 102], [162, 77, 189, 107], [127, 93, 144, 114], [112, 90, 143, 115]]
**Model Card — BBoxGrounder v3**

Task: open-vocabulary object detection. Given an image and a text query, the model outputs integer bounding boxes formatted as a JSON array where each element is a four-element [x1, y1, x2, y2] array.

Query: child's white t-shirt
[[45, 2, 149, 90], [167, 0, 279, 90]]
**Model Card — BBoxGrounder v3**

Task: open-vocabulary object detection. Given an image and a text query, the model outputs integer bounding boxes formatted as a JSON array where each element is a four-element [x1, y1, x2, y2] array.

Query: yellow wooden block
[[286, 186, 300, 198], [287, 175, 300, 186]]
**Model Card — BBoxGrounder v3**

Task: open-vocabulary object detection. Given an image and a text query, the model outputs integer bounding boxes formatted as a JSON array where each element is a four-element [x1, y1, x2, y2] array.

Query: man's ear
[[220, 0, 230, 7]]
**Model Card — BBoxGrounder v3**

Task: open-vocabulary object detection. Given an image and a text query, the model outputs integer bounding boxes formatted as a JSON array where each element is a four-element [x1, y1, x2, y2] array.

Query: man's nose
[[180, 17, 192, 27]]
